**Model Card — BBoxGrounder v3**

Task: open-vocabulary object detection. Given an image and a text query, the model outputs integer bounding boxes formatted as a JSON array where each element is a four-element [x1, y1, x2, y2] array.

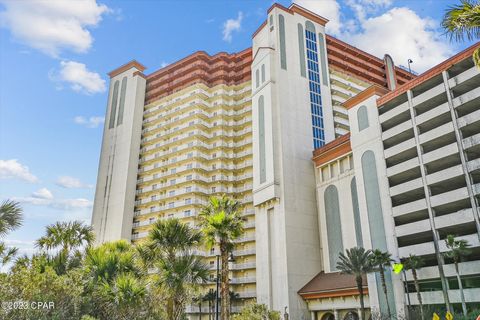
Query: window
[[170, 179, 176, 185], [317, 33, 329, 85], [150, 206, 155, 212], [357, 105, 369, 131], [185, 186, 192, 192], [212, 175, 216, 181], [185, 198, 192, 204], [151, 195, 156, 201], [212, 153, 217, 159], [212, 187, 216, 193], [117, 77, 127, 126], [187, 152, 193, 158], [168, 202, 175, 208], [153, 184, 158, 190], [261, 64, 265, 83], [184, 210, 191, 217], [186, 175, 192, 181], [186, 163, 193, 169], [324, 185, 343, 271], [258, 95, 266, 183], [109, 80, 119, 129], [305, 21, 325, 148], [279, 15, 287, 70], [297, 24, 306, 77], [170, 168, 176, 174], [153, 173, 159, 179], [169, 190, 175, 197], [256, 69, 260, 88], [212, 164, 216, 170]]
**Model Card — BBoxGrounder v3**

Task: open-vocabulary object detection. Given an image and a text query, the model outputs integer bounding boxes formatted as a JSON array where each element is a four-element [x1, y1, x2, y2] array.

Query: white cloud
[[294, 0, 454, 73], [0, 159, 38, 183], [56, 176, 93, 189], [14, 196, 93, 211], [343, 8, 453, 72], [294, 0, 342, 35], [74, 115, 105, 128], [32, 188, 53, 200], [0, 0, 109, 57], [52, 60, 106, 95], [222, 12, 243, 42]]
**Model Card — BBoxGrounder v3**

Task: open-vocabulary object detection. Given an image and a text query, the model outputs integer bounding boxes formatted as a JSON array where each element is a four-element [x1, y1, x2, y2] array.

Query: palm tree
[[200, 195, 244, 320], [0, 200, 23, 268], [204, 289, 217, 320], [85, 240, 141, 284], [36, 220, 94, 257], [0, 200, 23, 237], [140, 218, 208, 320], [444, 234, 471, 316], [0, 242, 18, 266], [97, 273, 147, 320], [403, 254, 425, 320], [147, 218, 202, 260], [442, 0, 480, 67], [369, 249, 394, 318], [337, 247, 374, 320]]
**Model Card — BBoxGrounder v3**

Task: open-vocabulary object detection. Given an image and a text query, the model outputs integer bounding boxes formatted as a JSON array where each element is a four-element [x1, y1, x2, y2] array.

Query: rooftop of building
[[377, 42, 480, 106], [298, 271, 368, 299]]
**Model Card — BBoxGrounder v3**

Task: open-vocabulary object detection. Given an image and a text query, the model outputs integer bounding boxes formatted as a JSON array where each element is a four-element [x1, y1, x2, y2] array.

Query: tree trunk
[[455, 261, 467, 316], [356, 275, 365, 320], [412, 269, 424, 320], [220, 242, 230, 320], [167, 298, 174, 320], [380, 268, 391, 318]]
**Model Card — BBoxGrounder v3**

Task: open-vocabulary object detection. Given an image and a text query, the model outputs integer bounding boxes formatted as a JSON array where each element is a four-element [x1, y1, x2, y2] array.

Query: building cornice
[[312, 133, 351, 167], [108, 60, 146, 78], [377, 42, 480, 106], [343, 85, 390, 110]]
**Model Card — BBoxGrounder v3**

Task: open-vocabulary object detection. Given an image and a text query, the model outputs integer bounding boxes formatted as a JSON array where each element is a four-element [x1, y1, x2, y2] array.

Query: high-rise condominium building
[[91, 2, 480, 319], [301, 44, 480, 319]]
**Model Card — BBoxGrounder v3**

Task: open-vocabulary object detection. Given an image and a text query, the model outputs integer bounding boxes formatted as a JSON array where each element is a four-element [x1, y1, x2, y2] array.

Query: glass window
[[279, 14, 287, 70], [117, 77, 127, 126], [109, 80, 119, 129]]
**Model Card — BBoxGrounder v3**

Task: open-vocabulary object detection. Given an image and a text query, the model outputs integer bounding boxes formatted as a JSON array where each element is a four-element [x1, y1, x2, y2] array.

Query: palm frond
[[0, 199, 23, 237]]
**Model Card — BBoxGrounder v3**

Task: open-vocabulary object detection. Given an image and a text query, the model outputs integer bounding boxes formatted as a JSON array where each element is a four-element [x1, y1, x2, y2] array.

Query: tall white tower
[[252, 4, 334, 319], [91, 61, 147, 244]]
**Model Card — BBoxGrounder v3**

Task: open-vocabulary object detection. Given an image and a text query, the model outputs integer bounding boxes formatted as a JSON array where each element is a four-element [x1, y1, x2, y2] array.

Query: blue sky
[[0, 0, 475, 257]]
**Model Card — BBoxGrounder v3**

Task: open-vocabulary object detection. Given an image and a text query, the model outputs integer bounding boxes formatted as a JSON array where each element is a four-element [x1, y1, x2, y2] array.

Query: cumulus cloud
[[14, 195, 93, 211], [343, 7, 453, 72], [74, 116, 105, 128], [0, 0, 109, 57], [32, 188, 53, 200], [294, 0, 453, 72], [0, 159, 38, 183], [51, 61, 106, 95], [56, 176, 93, 189], [294, 0, 342, 35], [222, 12, 243, 42]]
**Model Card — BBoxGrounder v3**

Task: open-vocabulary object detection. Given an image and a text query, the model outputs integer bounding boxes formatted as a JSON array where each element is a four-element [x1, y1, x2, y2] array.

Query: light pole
[[407, 59, 413, 74]]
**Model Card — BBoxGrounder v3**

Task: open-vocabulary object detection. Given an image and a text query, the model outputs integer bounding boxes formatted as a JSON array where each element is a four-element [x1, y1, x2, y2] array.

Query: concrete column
[[311, 311, 316, 320], [442, 70, 480, 241], [406, 89, 452, 312], [334, 309, 339, 320], [357, 308, 362, 320]]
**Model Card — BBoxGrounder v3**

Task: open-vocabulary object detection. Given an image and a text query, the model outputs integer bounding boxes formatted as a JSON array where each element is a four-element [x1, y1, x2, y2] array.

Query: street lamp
[[407, 59, 413, 74]]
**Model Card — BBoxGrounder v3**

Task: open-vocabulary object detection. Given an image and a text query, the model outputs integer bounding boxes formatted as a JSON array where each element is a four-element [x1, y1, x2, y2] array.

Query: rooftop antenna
[[407, 59, 413, 73]]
